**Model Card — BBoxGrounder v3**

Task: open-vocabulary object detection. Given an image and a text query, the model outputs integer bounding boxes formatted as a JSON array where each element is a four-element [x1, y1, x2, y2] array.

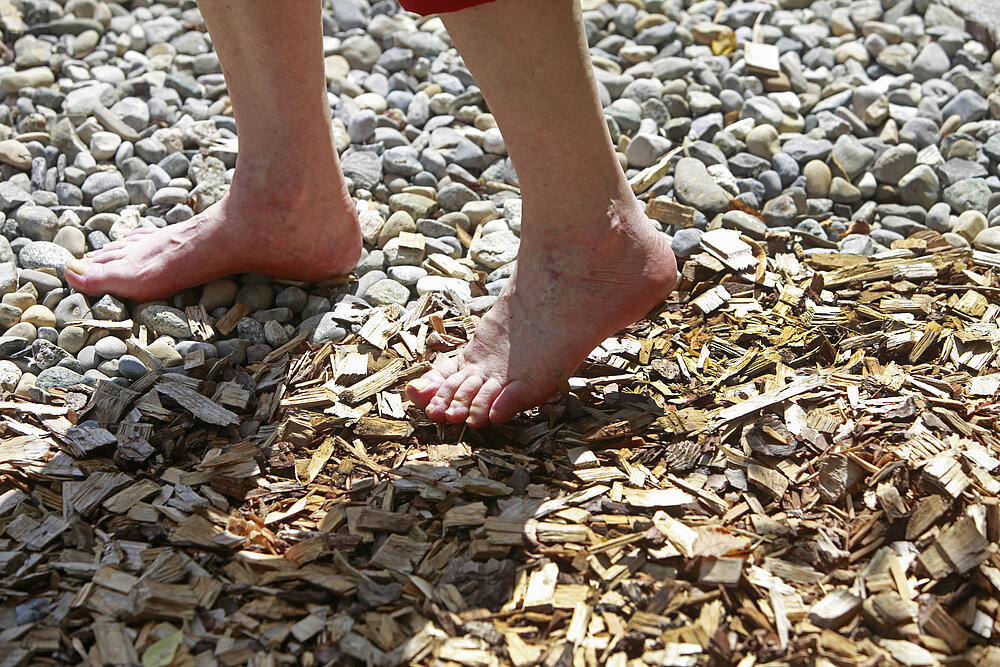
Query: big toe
[[66, 259, 136, 299], [65, 259, 102, 295]]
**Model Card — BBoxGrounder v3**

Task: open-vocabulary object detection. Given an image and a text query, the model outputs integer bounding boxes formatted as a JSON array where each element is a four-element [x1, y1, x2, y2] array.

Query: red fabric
[[397, 0, 496, 15]]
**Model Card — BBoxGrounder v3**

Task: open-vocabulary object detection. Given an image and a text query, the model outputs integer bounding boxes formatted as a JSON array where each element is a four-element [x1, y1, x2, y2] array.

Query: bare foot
[[65, 171, 362, 302], [406, 197, 677, 427]]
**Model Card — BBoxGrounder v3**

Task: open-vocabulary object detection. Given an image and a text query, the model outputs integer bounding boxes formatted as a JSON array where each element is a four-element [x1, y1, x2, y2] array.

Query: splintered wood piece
[[156, 374, 239, 426], [443, 502, 487, 529], [701, 228, 756, 271], [357, 508, 412, 534], [918, 516, 990, 578], [304, 436, 339, 485], [620, 487, 694, 507], [60, 424, 117, 457], [129, 581, 199, 620], [213, 302, 251, 336], [711, 376, 824, 428], [698, 557, 744, 586], [185, 305, 215, 342], [338, 357, 406, 403], [523, 562, 559, 611], [102, 478, 160, 513], [358, 307, 402, 350], [646, 198, 695, 228], [93, 622, 140, 666], [369, 534, 429, 572], [692, 285, 731, 315], [809, 589, 862, 629]]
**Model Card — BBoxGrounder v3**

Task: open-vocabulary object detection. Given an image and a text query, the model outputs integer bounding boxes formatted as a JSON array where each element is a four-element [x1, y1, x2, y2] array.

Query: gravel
[[0, 0, 996, 397]]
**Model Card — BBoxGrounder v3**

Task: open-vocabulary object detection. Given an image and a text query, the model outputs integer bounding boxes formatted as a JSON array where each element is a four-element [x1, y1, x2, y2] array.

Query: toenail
[[65, 259, 88, 276], [409, 379, 431, 392]]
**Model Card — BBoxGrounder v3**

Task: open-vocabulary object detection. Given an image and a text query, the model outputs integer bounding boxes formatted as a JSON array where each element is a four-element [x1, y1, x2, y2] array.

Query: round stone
[[35, 366, 85, 391], [52, 226, 86, 258], [745, 124, 780, 159], [804, 160, 832, 198], [974, 227, 1000, 252], [146, 342, 182, 367], [20, 304, 56, 328], [95, 335, 127, 359], [952, 210, 988, 243], [117, 354, 148, 380], [365, 278, 410, 306], [470, 230, 520, 269], [0, 359, 21, 391], [139, 305, 192, 339], [57, 325, 86, 355], [200, 279, 238, 311]]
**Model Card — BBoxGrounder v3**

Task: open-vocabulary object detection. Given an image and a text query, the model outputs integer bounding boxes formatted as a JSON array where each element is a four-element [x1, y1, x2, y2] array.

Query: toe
[[444, 374, 484, 423], [88, 248, 127, 263], [488, 380, 540, 425], [425, 368, 472, 421], [65, 259, 111, 296], [406, 356, 458, 408], [467, 378, 504, 428]]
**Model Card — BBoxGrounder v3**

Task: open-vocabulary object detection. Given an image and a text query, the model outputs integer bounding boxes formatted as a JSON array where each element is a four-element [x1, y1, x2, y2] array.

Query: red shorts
[[397, 0, 496, 14]]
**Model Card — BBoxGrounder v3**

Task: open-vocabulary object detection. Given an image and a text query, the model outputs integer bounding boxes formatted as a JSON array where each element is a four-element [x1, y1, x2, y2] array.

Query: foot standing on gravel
[[66, 0, 678, 427]]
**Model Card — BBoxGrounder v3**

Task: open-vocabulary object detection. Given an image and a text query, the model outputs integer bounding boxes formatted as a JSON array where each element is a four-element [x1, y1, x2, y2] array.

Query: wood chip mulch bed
[[4, 217, 1000, 667]]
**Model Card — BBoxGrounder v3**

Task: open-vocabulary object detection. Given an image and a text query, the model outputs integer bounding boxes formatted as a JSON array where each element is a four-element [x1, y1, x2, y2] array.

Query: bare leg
[[406, 0, 677, 426], [66, 0, 361, 301]]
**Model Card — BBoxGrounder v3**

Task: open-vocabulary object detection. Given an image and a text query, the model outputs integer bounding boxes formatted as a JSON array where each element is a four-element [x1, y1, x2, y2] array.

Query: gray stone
[[16, 206, 58, 241], [831, 135, 875, 180], [18, 241, 73, 278], [91, 294, 127, 321], [740, 97, 784, 126], [721, 210, 767, 239], [762, 194, 799, 227], [911, 42, 950, 81], [782, 137, 833, 163], [898, 165, 940, 209], [674, 157, 731, 214], [941, 89, 988, 124], [35, 366, 85, 391], [117, 354, 147, 380], [470, 230, 519, 269], [625, 133, 671, 168], [236, 317, 267, 345], [32, 338, 70, 370], [671, 228, 703, 259], [0, 336, 29, 358], [880, 216, 925, 237], [236, 283, 274, 311], [0, 359, 20, 391], [139, 305, 192, 339], [95, 336, 127, 359], [365, 278, 410, 306], [944, 179, 991, 215], [839, 234, 875, 256], [264, 320, 289, 348], [306, 312, 347, 345], [871, 144, 917, 185], [926, 202, 952, 233], [53, 292, 90, 328]]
